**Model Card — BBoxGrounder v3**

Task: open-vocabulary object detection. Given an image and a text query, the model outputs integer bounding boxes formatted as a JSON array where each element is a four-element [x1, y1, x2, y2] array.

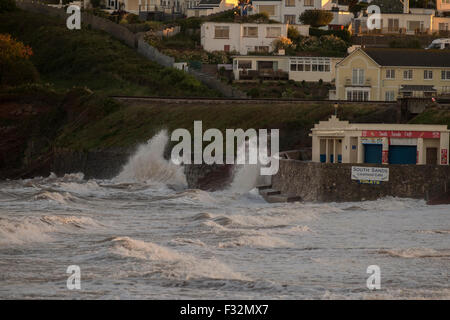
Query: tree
[[370, 0, 403, 13], [272, 36, 295, 51], [0, 34, 39, 86], [349, 1, 368, 17], [0, 0, 16, 13], [299, 10, 334, 28]]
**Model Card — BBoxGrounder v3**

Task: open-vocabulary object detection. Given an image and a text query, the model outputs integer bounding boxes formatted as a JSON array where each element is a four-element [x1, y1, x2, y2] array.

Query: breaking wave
[[379, 248, 450, 258], [218, 235, 292, 249], [114, 130, 187, 187], [109, 236, 248, 281], [0, 215, 100, 245]]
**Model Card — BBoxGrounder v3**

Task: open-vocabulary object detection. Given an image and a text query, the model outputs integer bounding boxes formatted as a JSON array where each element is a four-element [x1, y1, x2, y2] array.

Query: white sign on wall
[[351, 166, 389, 181]]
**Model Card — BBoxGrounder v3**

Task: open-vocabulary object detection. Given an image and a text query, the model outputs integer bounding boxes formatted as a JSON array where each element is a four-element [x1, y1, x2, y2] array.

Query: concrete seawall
[[271, 160, 450, 202]]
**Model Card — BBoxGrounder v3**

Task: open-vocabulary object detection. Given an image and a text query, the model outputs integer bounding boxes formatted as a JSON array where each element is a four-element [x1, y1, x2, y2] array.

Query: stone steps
[[257, 185, 301, 203]]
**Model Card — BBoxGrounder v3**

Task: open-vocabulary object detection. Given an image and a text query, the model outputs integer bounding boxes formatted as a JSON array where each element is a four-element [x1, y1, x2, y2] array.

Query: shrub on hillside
[[287, 26, 302, 42], [309, 27, 351, 42], [272, 36, 295, 51], [299, 10, 334, 28], [0, 0, 16, 13], [0, 34, 39, 86]]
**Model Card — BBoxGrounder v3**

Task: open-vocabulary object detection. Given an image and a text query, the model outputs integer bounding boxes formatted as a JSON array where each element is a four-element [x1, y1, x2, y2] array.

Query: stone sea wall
[[272, 160, 450, 202]]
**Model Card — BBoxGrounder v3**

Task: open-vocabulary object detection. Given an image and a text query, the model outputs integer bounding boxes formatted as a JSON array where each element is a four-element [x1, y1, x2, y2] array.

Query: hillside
[[0, 10, 218, 97], [0, 85, 402, 179]]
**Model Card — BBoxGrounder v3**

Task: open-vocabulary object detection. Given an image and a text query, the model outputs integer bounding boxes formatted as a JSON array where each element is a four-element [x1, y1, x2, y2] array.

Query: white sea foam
[[115, 130, 187, 187], [109, 236, 248, 281], [0, 215, 100, 245], [379, 247, 450, 258], [218, 235, 292, 248]]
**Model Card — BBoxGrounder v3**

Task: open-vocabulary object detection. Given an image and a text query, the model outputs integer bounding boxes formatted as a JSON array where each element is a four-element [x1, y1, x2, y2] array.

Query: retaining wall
[[272, 160, 450, 202]]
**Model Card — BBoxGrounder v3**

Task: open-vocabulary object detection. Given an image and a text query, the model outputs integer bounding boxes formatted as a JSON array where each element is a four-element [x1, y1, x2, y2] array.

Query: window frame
[[214, 26, 230, 39], [403, 69, 413, 80]]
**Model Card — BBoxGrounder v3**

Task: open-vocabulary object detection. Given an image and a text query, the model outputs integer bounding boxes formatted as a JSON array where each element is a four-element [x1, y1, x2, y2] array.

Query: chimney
[[403, 0, 410, 14]]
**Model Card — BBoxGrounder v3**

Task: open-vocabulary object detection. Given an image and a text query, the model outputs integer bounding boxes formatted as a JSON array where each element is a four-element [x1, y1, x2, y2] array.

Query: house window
[[304, 0, 314, 6], [386, 69, 395, 79], [258, 5, 275, 16], [442, 70, 450, 80], [214, 26, 229, 39], [243, 26, 258, 37], [347, 90, 369, 101], [385, 91, 395, 101], [388, 19, 399, 32], [255, 46, 269, 53], [238, 60, 252, 69], [352, 68, 365, 85], [285, 0, 295, 7], [289, 57, 331, 72], [266, 27, 281, 38], [439, 23, 449, 31], [403, 70, 413, 80], [424, 70, 433, 80], [284, 15, 296, 24], [407, 21, 423, 32]]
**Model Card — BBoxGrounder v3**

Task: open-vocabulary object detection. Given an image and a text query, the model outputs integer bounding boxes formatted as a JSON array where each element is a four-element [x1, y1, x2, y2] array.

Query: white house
[[186, 0, 238, 17], [248, 0, 350, 27], [353, 0, 450, 35], [201, 21, 289, 54], [233, 55, 342, 83]]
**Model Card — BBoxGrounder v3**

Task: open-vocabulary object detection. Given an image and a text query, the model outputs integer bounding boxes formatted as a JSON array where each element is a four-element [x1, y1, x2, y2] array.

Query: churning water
[[0, 133, 449, 299]]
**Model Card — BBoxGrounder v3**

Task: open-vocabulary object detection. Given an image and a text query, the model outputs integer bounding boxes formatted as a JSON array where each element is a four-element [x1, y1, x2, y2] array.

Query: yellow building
[[335, 48, 450, 101], [310, 116, 450, 165]]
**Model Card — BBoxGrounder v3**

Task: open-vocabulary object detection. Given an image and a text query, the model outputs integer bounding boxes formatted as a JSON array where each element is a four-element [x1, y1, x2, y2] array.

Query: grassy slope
[[0, 10, 218, 97], [54, 99, 399, 151], [408, 107, 450, 127]]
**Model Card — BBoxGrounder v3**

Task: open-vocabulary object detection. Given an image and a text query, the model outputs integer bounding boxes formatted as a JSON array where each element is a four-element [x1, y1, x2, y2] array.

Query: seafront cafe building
[[310, 116, 450, 165]]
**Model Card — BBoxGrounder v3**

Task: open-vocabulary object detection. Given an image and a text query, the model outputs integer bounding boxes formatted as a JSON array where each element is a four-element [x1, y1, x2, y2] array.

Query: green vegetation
[[409, 107, 450, 127], [389, 39, 422, 49], [0, 10, 218, 97], [0, 0, 16, 13], [0, 33, 39, 86], [286, 34, 349, 57], [0, 84, 400, 156], [233, 81, 332, 100], [299, 10, 334, 28]]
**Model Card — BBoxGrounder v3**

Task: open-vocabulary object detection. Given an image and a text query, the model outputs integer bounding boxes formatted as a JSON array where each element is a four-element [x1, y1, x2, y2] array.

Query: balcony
[[239, 70, 289, 81], [344, 77, 371, 87]]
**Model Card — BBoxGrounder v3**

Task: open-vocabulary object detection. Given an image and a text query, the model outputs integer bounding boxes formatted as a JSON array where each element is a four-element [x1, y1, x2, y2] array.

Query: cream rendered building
[[335, 48, 450, 101], [310, 116, 450, 165]]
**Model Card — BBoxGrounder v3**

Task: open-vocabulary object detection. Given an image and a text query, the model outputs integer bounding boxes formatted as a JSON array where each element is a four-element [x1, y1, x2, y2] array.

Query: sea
[[0, 132, 448, 299]]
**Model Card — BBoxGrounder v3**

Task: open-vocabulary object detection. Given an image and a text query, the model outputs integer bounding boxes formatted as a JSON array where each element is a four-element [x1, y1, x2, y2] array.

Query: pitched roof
[[362, 48, 450, 67], [399, 85, 437, 92]]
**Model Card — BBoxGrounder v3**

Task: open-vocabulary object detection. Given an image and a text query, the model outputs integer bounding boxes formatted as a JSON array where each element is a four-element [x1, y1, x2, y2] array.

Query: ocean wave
[[0, 215, 100, 245], [114, 131, 187, 188], [218, 235, 292, 249], [109, 236, 248, 281], [33, 191, 78, 205], [379, 247, 450, 258]]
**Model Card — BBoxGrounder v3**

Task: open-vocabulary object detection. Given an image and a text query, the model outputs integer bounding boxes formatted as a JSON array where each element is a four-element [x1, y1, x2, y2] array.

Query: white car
[[426, 38, 450, 50]]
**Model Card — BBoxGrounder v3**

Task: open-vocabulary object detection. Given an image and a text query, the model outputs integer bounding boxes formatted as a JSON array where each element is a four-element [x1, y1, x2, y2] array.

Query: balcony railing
[[239, 70, 289, 80], [345, 78, 371, 87]]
